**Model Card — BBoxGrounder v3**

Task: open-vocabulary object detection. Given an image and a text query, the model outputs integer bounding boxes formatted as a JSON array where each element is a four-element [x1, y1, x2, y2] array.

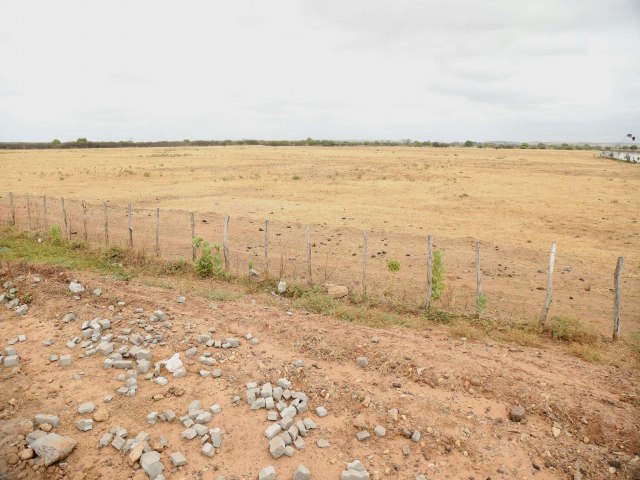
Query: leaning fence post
[[362, 230, 368, 295], [127, 203, 133, 248], [26, 194, 32, 230], [103, 202, 109, 246], [155, 208, 161, 257], [43, 196, 48, 230], [264, 219, 270, 279], [306, 224, 312, 283], [190, 212, 196, 261], [539, 241, 557, 324], [60, 197, 68, 238], [613, 256, 624, 340], [81, 200, 88, 241], [9, 192, 15, 225], [223, 215, 230, 270], [476, 241, 482, 304], [425, 234, 433, 308]]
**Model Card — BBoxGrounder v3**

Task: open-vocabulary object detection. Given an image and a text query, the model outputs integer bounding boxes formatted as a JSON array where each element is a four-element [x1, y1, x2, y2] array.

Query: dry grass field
[[1, 146, 639, 336]]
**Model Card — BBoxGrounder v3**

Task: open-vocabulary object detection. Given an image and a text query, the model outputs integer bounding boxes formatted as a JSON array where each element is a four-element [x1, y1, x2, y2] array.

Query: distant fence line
[[599, 150, 640, 164], [1, 192, 626, 339]]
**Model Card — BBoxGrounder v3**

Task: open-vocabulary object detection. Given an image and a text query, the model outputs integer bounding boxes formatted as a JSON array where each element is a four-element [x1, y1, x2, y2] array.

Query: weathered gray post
[[81, 200, 88, 241], [155, 208, 160, 257], [103, 202, 109, 246], [60, 197, 68, 238], [362, 230, 368, 295], [539, 241, 557, 324], [8, 192, 15, 225], [223, 216, 230, 270], [26, 194, 32, 230], [613, 256, 624, 340], [264, 219, 270, 279], [306, 224, 312, 283], [190, 212, 196, 261], [425, 234, 433, 308], [127, 204, 133, 248], [476, 241, 482, 304]]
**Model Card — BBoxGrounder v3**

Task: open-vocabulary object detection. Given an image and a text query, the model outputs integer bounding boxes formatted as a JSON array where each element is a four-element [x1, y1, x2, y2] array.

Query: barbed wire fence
[[0, 192, 628, 339]]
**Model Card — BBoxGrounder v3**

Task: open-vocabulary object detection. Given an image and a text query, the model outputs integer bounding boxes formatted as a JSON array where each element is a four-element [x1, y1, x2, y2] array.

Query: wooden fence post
[[613, 256, 624, 340], [26, 194, 32, 230], [223, 215, 230, 270], [362, 230, 368, 295], [60, 197, 68, 238], [103, 202, 109, 246], [190, 212, 196, 261], [306, 224, 312, 283], [43, 196, 48, 230], [264, 219, 270, 279], [155, 208, 160, 257], [425, 234, 433, 308], [539, 241, 557, 324], [476, 241, 482, 304], [81, 200, 88, 241], [127, 203, 133, 248], [8, 192, 15, 225]]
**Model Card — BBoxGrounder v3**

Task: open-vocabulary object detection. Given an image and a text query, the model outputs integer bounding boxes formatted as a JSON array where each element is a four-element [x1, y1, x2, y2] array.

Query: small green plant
[[193, 237, 223, 278], [49, 224, 62, 244], [387, 259, 400, 274], [248, 259, 254, 271], [431, 249, 445, 300], [475, 293, 487, 314]]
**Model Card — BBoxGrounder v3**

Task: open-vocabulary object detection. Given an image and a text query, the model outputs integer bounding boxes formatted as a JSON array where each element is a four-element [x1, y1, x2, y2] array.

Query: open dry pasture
[[1, 146, 638, 336]]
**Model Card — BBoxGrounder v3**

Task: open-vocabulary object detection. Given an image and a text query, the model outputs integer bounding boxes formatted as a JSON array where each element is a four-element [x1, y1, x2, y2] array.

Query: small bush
[[431, 250, 445, 300], [475, 293, 487, 314], [49, 225, 62, 244], [103, 245, 127, 262], [542, 316, 597, 344], [193, 237, 223, 278], [568, 345, 600, 363], [387, 259, 400, 273]]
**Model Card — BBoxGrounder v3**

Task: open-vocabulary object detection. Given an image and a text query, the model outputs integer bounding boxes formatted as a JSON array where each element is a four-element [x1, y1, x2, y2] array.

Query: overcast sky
[[1, 0, 638, 143]]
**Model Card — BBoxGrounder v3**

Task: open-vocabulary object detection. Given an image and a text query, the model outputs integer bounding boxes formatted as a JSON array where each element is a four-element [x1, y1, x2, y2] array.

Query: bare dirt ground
[[0, 146, 638, 337], [1, 262, 638, 479]]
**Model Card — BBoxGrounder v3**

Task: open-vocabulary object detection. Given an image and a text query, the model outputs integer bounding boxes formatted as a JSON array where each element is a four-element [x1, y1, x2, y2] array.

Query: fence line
[[0, 192, 629, 336]]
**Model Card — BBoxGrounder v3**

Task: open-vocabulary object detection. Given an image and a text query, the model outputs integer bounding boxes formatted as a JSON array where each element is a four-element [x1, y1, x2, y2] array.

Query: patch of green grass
[[539, 316, 598, 344], [207, 289, 241, 302]]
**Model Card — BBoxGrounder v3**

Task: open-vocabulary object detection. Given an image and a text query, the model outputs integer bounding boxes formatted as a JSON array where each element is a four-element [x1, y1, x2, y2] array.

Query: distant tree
[[521, 143, 529, 149], [560, 143, 572, 150], [76, 137, 88, 144], [537, 143, 546, 149], [631, 145, 638, 151], [51, 139, 61, 146], [464, 140, 475, 147], [183, 139, 190, 144], [305, 137, 315, 146]]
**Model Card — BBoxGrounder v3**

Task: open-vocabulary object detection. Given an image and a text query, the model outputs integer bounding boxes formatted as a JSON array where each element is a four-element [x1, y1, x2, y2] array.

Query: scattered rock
[[31, 433, 77, 466], [509, 406, 526, 422]]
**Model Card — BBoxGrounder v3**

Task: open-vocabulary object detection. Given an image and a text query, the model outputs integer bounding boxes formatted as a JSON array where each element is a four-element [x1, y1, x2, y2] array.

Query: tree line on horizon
[[0, 137, 635, 151]]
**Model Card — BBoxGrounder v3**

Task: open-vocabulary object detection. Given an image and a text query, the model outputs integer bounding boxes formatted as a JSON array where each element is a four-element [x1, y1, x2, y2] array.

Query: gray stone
[[60, 355, 72, 366], [155, 376, 168, 385], [75, 419, 93, 431], [34, 414, 60, 427], [181, 428, 197, 440], [265, 423, 282, 440], [147, 412, 159, 425], [293, 464, 311, 480], [173, 367, 186, 377], [201, 442, 215, 457], [259, 466, 277, 480], [356, 357, 368, 367], [140, 450, 164, 479], [3, 355, 19, 367], [63, 313, 76, 323], [31, 433, 77, 466], [77, 402, 95, 414], [269, 436, 286, 459], [356, 430, 370, 442], [170, 452, 187, 466], [374, 425, 386, 437], [509, 406, 526, 422], [15, 304, 28, 315], [316, 439, 330, 448], [315, 406, 328, 417], [411, 430, 421, 442]]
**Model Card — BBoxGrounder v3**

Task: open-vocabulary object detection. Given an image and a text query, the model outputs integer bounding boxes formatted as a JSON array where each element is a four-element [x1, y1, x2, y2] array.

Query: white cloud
[[0, 0, 638, 142]]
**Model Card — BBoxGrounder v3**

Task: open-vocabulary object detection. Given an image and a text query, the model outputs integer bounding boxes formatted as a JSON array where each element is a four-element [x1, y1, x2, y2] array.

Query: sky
[[1, 0, 639, 143]]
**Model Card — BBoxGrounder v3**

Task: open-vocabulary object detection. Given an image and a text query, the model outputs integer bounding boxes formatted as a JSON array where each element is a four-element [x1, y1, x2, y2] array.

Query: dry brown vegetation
[[1, 146, 639, 338]]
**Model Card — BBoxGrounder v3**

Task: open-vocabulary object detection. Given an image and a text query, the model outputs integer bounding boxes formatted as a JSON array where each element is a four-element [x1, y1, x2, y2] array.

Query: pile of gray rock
[[0, 280, 29, 316], [101, 426, 168, 479], [340, 460, 370, 479], [245, 378, 319, 459], [177, 400, 224, 458]]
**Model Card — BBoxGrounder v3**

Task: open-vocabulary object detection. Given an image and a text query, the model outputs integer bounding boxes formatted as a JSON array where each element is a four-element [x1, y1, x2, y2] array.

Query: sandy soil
[[1, 263, 638, 479], [0, 146, 638, 337]]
